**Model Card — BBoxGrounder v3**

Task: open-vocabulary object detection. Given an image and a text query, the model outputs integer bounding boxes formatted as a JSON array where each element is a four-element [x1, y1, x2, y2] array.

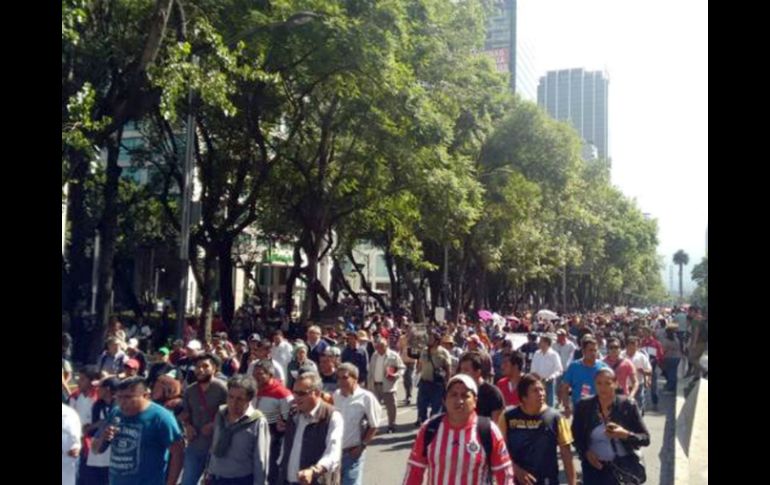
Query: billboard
[[482, 0, 513, 75], [484, 47, 510, 74]]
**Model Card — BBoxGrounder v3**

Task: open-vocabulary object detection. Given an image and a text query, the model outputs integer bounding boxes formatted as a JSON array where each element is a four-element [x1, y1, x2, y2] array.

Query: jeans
[[649, 361, 659, 405], [544, 379, 556, 407], [417, 380, 445, 423], [341, 449, 367, 485], [634, 384, 646, 415], [182, 445, 209, 485], [403, 363, 415, 399], [663, 357, 680, 391]]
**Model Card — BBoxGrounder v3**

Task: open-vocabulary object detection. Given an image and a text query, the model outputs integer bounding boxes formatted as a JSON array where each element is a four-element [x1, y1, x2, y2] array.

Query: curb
[[674, 373, 708, 485]]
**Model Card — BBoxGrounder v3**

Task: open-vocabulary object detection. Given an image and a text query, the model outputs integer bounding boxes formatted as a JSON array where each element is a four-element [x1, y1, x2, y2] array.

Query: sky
[[516, 0, 708, 293]]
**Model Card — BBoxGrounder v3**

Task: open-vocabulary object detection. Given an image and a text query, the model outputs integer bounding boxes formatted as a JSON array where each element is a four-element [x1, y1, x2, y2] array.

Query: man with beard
[[179, 354, 228, 485]]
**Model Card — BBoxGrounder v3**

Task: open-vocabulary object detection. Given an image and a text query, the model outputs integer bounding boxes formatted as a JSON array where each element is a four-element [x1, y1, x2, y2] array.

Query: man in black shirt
[[458, 351, 505, 423], [497, 374, 576, 485], [519, 333, 540, 374]]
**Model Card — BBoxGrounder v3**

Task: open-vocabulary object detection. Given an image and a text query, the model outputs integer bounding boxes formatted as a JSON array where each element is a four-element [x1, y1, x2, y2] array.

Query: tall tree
[[63, 0, 181, 362], [673, 249, 690, 301]]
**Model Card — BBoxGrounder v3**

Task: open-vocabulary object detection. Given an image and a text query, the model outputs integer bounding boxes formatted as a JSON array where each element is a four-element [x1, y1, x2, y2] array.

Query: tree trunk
[[301, 231, 324, 321], [284, 240, 304, 317], [405, 267, 426, 323], [427, 269, 442, 317], [64, 150, 94, 362], [347, 250, 389, 312], [89, 130, 123, 363], [199, 249, 216, 344], [332, 256, 361, 307], [114, 257, 145, 321], [678, 264, 683, 301], [384, 247, 401, 308], [217, 238, 235, 327], [64, 149, 91, 316]]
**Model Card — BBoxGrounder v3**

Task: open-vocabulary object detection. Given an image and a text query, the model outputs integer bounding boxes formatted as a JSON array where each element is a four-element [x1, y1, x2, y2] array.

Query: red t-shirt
[[403, 413, 514, 485], [496, 377, 520, 407], [604, 357, 637, 395]]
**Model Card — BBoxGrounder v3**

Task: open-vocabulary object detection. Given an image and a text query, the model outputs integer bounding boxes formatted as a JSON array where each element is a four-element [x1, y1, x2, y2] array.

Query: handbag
[[600, 400, 647, 484], [607, 451, 646, 484]]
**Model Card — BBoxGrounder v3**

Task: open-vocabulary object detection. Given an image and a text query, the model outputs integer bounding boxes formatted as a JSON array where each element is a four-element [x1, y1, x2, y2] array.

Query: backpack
[[422, 414, 494, 475]]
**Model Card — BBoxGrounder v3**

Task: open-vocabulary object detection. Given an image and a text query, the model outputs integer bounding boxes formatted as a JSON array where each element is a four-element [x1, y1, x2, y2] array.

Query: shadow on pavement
[[382, 442, 415, 453], [372, 432, 417, 446]]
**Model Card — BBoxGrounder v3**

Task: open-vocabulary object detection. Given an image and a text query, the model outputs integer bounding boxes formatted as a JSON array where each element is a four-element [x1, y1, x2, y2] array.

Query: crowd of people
[[62, 305, 707, 485]]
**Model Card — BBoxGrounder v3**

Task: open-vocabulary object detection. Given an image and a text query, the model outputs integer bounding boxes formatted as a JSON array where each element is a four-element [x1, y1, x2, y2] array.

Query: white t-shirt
[[273, 340, 295, 377], [531, 348, 564, 381], [333, 387, 382, 448], [622, 350, 652, 381]]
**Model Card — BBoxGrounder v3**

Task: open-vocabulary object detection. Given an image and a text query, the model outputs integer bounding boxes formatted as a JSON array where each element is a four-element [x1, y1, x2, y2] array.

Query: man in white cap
[[403, 374, 514, 485], [177, 339, 203, 386]]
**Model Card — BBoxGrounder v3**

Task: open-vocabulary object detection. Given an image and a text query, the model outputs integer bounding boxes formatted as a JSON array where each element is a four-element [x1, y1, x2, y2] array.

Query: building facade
[[537, 68, 610, 161]]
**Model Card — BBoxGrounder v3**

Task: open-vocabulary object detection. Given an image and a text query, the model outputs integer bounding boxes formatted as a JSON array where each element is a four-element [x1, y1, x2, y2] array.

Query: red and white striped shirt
[[403, 413, 515, 485]]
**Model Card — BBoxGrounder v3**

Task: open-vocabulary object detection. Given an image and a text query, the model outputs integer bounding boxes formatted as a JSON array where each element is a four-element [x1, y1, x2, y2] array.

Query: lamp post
[[176, 80, 196, 340]]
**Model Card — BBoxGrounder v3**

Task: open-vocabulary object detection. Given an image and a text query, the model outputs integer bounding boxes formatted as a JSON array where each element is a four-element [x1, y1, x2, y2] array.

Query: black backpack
[[422, 414, 494, 474]]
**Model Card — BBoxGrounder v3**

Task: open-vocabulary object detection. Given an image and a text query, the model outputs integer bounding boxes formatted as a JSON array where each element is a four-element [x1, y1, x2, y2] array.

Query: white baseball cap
[[186, 339, 202, 351], [446, 374, 478, 396]]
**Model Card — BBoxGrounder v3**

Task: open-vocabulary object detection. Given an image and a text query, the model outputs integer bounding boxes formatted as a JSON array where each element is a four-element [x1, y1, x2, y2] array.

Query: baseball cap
[[356, 330, 369, 341], [186, 339, 202, 351], [247, 333, 262, 342], [446, 374, 478, 396], [126, 338, 139, 349], [124, 359, 140, 370], [157, 347, 170, 356]]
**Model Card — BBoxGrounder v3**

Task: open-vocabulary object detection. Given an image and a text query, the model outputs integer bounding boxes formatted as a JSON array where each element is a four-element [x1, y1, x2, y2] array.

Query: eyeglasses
[[293, 389, 312, 397]]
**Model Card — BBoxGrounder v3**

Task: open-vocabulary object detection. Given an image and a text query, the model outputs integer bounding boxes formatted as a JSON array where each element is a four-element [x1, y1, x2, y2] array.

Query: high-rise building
[[482, 0, 537, 101], [537, 68, 609, 160]]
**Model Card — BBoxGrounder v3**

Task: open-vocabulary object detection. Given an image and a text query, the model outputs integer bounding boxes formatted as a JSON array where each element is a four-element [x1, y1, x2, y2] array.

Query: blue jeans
[[341, 449, 367, 485], [663, 357, 680, 391], [417, 380, 445, 423], [544, 379, 556, 407], [182, 445, 209, 485]]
